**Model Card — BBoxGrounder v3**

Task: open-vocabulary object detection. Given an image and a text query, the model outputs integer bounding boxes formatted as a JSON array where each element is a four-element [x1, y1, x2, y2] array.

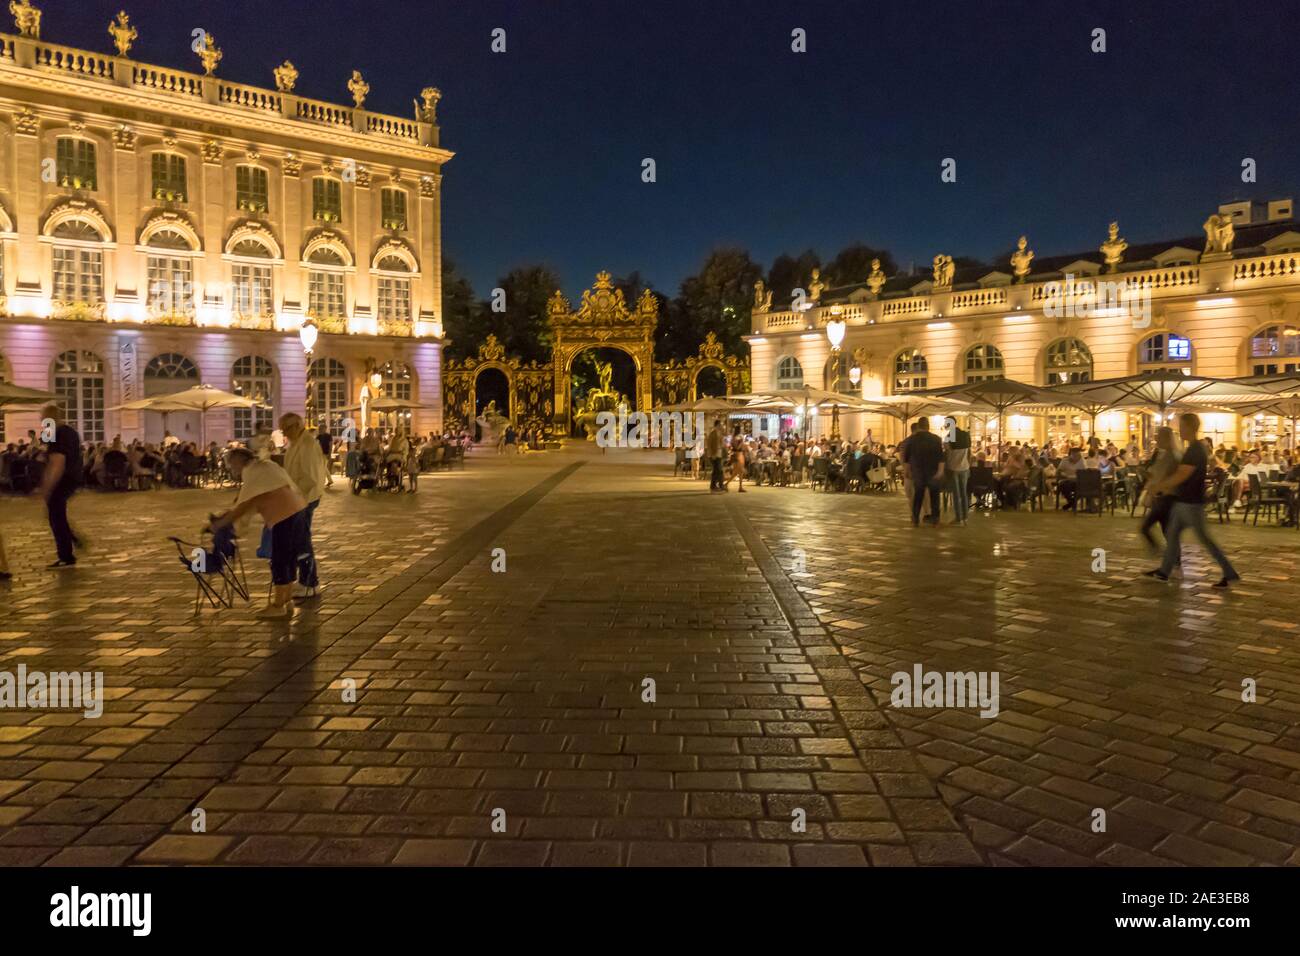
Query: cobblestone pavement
[[1, 445, 1298, 866]]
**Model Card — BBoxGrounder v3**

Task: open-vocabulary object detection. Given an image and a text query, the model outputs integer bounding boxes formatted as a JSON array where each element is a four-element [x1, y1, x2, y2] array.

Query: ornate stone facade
[[0, 4, 453, 443]]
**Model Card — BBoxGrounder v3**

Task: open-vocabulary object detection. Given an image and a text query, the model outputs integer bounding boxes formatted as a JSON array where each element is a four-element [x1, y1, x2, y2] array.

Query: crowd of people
[[0, 408, 479, 608], [693, 412, 1300, 588]]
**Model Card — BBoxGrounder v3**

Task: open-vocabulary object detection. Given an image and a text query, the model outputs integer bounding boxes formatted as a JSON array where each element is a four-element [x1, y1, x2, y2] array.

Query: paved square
[[1, 447, 1298, 866]]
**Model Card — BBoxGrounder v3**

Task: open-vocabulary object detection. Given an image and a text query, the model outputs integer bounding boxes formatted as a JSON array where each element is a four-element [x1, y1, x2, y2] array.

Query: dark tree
[[488, 264, 562, 363], [661, 248, 761, 361], [766, 249, 821, 306], [824, 243, 897, 287], [441, 258, 484, 360]]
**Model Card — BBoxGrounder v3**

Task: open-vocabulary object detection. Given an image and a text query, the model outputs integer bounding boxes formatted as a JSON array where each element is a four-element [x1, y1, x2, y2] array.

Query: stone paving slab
[[1, 446, 1298, 865]]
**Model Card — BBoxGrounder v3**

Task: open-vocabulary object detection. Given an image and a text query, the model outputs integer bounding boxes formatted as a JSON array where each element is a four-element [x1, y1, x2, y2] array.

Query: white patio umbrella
[[112, 384, 260, 447], [0, 382, 59, 409], [916, 379, 1059, 448], [1063, 372, 1274, 415], [732, 387, 875, 439]]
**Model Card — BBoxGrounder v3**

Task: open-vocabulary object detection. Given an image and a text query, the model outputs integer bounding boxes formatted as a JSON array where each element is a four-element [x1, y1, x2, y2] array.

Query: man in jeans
[[37, 404, 83, 569], [901, 417, 945, 526], [1145, 412, 1240, 588], [279, 412, 329, 599], [706, 419, 726, 492]]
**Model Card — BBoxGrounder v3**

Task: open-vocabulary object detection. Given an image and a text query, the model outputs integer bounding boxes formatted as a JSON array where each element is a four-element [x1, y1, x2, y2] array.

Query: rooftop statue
[[932, 254, 954, 288], [1203, 213, 1236, 256], [752, 279, 773, 313], [1010, 235, 1034, 282], [867, 258, 886, 295], [274, 60, 299, 93], [9, 0, 40, 39], [349, 71, 370, 108], [808, 268, 826, 302], [1100, 221, 1128, 272], [107, 11, 136, 57]]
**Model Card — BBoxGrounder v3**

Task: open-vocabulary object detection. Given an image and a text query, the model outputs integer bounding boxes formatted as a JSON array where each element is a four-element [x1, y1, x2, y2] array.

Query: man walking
[[279, 412, 329, 599], [37, 404, 83, 568], [901, 417, 944, 526], [706, 418, 726, 492], [1145, 412, 1240, 588]]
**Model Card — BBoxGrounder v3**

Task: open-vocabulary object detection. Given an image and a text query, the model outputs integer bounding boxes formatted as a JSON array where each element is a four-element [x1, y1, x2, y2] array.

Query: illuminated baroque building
[[0, 3, 450, 446], [748, 199, 1300, 449]]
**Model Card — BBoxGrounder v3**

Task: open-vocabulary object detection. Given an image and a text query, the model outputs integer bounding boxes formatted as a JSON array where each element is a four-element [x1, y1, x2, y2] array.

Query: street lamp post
[[299, 319, 318, 429], [826, 311, 846, 441]]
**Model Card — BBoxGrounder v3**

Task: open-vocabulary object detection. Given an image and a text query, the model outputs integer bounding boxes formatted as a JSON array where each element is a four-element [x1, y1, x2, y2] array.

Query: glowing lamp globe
[[826, 319, 847, 350], [298, 321, 319, 353]]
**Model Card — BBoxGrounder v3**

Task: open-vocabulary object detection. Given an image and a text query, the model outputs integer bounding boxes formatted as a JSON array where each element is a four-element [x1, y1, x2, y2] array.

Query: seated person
[[1056, 447, 1083, 510]]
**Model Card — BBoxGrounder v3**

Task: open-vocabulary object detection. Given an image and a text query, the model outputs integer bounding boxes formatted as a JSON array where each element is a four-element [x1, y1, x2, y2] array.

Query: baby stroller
[[349, 450, 381, 495], [170, 522, 250, 616]]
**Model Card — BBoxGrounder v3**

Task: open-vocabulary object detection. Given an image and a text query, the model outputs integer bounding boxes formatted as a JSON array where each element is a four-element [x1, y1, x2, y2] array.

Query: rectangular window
[[312, 178, 342, 223], [308, 270, 345, 318], [53, 374, 105, 443], [377, 277, 411, 322], [56, 139, 97, 190], [236, 166, 269, 214], [232, 264, 273, 318], [52, 247, 104, 303], [381, 188, 407, 230], [151, 153, 188, 202], [147, 256, 195, 317]]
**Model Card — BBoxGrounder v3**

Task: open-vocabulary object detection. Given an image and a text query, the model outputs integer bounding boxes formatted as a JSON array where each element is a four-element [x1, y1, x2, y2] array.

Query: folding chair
[[170, 527, 250, 616]]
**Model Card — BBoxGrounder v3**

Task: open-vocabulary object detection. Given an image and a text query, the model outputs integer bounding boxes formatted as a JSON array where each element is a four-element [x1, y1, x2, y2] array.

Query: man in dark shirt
[[36, 404, 84, 568], [1145, 412, 1239, 587], [316, 428, 334, 487], [901, 417, 945, 526]]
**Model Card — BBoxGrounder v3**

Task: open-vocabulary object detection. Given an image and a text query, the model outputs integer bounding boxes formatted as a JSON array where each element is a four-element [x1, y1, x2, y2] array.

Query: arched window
[[1043, 337, 1093, 384], [56, 137, 97, 190], [894, 348, 927, 393], [964, 344, 1004, 383], [377, 360, 413, 403], [236, 166, 270, 214], [309, 357, 347, 433], [52, 349, 106, 442], [51, 220, 105, 304], [307, 246, 346, 320], [376, 254, 412, 324], [775, 356, 803, 390], [231, 356, 275, 439], [144, 353, 199, 396], [823, 351, 852, 393], [1248, 324, 1300, 375], [1138, 332, 1192, 374], [146, 228, 196, 319], [230, 239, 274, 321]]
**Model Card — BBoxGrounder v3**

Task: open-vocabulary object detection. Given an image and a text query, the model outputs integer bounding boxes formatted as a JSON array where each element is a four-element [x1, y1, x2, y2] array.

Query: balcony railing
[[1, 31, 431, 147]]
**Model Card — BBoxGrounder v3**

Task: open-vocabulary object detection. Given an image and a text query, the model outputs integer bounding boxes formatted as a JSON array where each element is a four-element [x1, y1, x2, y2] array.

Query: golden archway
[[548, 272, 657, 431]]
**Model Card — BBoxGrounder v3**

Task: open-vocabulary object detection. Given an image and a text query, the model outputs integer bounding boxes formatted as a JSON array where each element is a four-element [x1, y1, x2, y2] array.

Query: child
[[209, 447, 307, 619]]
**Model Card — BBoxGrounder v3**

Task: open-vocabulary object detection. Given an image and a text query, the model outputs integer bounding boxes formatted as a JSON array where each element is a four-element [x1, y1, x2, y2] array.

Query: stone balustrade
[[0, 30, 433, 147]]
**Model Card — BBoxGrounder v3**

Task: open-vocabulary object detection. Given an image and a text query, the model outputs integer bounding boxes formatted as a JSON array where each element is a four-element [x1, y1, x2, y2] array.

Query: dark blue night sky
[[54, 0, 1300, 298]]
